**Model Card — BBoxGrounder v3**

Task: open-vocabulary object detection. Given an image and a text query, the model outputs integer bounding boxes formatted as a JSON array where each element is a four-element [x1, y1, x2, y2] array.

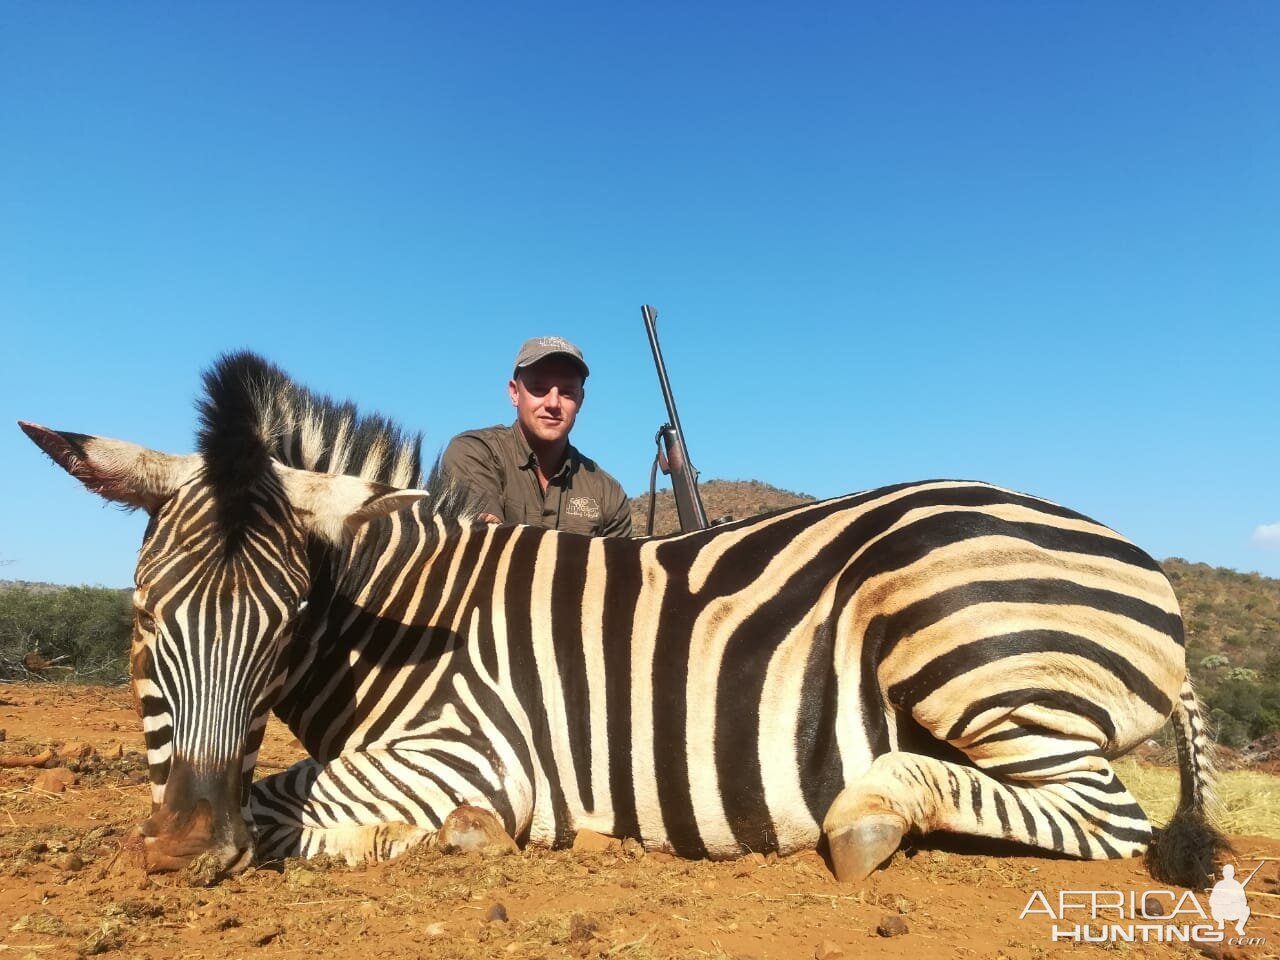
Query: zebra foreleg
[[256, 810, 516, 864], [249, 750, 523, 866], [822, 749, 1151, 881], [257, 818, 434, 865], [249, 758, 436, 864]]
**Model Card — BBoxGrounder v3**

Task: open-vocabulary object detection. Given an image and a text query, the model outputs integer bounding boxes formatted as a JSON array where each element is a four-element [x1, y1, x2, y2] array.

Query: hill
[[1164, 558, 1280, 745], [627, 479, 814, 537]]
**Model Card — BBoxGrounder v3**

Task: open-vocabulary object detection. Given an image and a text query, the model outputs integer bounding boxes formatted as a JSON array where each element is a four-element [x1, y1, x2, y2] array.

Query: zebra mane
[[196, 351, 471, 538]]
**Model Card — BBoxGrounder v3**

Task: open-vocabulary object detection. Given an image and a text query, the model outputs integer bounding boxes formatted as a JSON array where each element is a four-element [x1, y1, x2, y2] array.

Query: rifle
[[642, 304, 711, 535]]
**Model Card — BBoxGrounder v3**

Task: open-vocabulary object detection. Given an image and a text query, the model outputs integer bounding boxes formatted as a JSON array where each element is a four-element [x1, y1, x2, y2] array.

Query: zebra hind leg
[[822, 746, 1152, 882]]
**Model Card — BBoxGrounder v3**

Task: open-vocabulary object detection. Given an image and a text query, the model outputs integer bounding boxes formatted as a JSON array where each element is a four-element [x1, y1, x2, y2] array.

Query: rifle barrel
[[642, 304, 709, 531], [642, 305, 690, 450]]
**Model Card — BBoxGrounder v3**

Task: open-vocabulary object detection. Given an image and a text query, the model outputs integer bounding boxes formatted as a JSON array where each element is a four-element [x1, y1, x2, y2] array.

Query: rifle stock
[[642, 305, 710, 533]]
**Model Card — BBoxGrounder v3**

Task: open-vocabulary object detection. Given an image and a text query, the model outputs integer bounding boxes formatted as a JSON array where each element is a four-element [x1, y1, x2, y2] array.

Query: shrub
[[1226, 667, 1260, 683], [0, 585, 131, 683]]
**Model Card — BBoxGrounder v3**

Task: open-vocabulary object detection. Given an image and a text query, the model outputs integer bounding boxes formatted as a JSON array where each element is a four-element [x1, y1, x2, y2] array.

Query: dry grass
[[1114, 758, 1280, 837]]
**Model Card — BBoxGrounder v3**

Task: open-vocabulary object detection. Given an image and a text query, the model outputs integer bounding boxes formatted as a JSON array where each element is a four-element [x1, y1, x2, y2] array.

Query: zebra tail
[[1144, 679, 1232, 888]]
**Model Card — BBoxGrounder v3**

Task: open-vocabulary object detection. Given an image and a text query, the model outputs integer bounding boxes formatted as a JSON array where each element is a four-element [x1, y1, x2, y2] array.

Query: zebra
[[20, 351, 1226, 886]]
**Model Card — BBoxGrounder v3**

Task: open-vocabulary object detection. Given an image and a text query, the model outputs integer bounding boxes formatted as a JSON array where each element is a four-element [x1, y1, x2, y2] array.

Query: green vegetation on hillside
[[1164, 558, 1280, 747], [0, 583, 131, 683]]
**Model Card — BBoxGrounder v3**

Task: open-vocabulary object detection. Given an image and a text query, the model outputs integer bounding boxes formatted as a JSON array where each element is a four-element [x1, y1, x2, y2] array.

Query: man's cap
[[513, 335, 590, 379]]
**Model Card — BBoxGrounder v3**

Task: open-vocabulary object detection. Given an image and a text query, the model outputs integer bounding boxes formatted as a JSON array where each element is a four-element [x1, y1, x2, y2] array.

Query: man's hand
[[478, 512, 502, 525]]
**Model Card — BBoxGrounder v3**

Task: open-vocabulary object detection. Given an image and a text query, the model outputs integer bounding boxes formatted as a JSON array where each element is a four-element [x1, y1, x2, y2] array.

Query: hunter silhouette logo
[[1209, 862, 1261, 936]]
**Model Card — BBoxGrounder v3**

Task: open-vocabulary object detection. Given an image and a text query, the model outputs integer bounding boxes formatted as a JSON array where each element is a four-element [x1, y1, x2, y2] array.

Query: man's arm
[[598, 479, 634, 538], [440, 433, 507, 522]]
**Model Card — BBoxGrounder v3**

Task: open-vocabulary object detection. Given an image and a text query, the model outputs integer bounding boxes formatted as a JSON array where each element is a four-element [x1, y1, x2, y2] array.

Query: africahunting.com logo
[[1020, 861, 1269, 947]]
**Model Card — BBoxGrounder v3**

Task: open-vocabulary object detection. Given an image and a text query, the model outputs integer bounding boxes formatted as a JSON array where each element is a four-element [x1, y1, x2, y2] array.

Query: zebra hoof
[[437, 805, 518, 857], [826, 813, 906, 882]]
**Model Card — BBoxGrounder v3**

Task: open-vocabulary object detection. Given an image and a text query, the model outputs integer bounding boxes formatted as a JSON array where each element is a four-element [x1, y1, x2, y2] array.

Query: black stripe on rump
[[874, 577, 1182, 667], [549, 533, 595, 813], [980, 747, 1100, 778], [859, 510, 1172, 638], [898, 490, 1150, 564], [504, 529, 575, 845], [969, 722, 1084, 748], [944, 688, 1117, 743], [600, 537, 643, 842], [886, 627, 1174, 721], [1058, 788, 1147, 820]]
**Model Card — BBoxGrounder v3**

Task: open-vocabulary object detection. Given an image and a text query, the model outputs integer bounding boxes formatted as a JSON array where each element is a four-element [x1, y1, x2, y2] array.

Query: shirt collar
[[509, 422, 577, 479]]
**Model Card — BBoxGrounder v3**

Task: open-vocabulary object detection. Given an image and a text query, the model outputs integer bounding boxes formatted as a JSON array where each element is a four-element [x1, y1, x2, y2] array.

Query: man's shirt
[[441, 423, 633, 538]]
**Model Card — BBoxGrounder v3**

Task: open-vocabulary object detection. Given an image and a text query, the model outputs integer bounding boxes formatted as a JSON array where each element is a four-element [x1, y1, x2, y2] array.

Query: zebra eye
[[134, 610, 157, 634]]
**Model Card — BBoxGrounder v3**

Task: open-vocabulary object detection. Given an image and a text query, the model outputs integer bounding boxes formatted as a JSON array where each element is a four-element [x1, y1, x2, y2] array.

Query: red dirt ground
[[2, 685, 1277, 960]]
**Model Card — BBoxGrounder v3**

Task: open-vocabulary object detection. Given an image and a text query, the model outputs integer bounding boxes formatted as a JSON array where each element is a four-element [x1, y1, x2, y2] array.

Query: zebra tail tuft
[[1144, 680, 1231, 888]]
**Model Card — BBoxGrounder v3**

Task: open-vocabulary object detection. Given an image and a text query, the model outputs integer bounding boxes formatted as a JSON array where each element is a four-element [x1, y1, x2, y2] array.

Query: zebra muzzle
[[139, 757, 253, 877]]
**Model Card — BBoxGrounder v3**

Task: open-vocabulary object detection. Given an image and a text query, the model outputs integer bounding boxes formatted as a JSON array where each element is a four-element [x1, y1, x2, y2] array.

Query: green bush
[[1225, 667, 1260, 683], [1206, 679, 1280, 746], [0, 585, 131, 683]]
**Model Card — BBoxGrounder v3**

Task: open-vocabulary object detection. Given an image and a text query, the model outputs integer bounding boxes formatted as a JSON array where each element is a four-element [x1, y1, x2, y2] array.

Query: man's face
[[509, 356, 585, 448]]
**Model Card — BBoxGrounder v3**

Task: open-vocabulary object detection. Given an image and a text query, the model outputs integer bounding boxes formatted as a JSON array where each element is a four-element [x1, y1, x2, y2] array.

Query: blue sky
[[2, 2, 1277, 587]]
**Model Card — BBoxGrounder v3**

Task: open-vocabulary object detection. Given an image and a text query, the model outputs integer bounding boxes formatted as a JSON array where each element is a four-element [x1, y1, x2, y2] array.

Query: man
[[441, 335, 633, 537]]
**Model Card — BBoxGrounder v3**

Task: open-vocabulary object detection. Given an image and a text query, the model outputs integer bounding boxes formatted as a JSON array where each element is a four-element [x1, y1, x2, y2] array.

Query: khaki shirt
[[441, 423, 633, 538]]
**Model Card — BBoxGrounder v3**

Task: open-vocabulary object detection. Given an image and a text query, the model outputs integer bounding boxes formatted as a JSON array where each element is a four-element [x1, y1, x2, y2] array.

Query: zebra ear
[[275, 464, 426, 544], [20, 421, 200, 513], [347, 490, 430, 527]]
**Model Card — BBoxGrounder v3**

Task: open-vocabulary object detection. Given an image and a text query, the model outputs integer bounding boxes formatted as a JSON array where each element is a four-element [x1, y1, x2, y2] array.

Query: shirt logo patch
[[566, 496, 601, 520]]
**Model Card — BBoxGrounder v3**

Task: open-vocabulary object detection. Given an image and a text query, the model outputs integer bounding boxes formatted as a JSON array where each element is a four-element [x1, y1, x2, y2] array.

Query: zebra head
[[19, 353, 426, 877]]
